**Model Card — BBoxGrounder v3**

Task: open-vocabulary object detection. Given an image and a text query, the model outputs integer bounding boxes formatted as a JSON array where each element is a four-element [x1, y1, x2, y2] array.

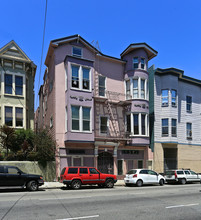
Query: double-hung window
[[141, 114, 146, 135], [82, 68, 90, 90], [133, 79, 138, 98], [71, 106, 91, 132], [15, 76, 23, 95], [186, 96, 192, 112], [99, 75, 106, 97], [141, 79, 145, 99], [162, 90, 169, 106], [126, 80, 131, 99], [171, 119, 177, 137], [100, 116, 108, 134], [186, 123, 192, 139], [141, 58, 145, 69], [16, 107, 23, 127], [72, 47, 82, 58], [5, 106, 13, 126], [71, 65, 79, 89], [133, 114, 139, 135], [71, 65, 91, 91], [5, 74, 12, 94], [171, 90, 177, 107], [82, 107, 90, 131], [133, 57, 138, 69], [162, 118, 168, 136]]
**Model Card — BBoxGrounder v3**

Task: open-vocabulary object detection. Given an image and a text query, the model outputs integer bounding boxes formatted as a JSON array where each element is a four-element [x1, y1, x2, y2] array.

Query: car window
[[177, 171, 184, 175], [0, 167, 4, 173], [89, 168, 99, 174], [148, 170, 157, 175], [7, 167, 19, 174], [68, 168, 78, 174], [184, 171, 190, 175], [165, 171, 175, 175], [127, 170, 137, 174], [60, 168, 66, 175], [190, 171, 197, 175], [139, 170, 148, 174], [80, 168, 88, 174]]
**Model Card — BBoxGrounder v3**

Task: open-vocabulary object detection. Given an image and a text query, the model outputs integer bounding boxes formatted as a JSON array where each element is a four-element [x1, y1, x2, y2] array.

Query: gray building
[[149, 66, 201, 173]]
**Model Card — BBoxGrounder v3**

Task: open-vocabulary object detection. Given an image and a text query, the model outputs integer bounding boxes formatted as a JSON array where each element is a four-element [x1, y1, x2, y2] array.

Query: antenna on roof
[[91, 40, 101, 52]]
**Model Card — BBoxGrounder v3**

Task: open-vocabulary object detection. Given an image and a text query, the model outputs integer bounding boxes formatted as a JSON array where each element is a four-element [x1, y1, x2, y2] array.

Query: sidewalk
[[41, 180, 125, 189]]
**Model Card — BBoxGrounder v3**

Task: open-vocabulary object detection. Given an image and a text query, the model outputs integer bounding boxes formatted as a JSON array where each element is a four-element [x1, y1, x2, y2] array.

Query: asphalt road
[[0, 184, 201, 220]]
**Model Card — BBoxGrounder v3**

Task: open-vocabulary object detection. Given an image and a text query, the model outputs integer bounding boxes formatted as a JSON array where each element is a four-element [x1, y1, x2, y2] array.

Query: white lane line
[[166, 203, 199, 209], [56, 215, 99, 220], [39, 196, 92, 201]]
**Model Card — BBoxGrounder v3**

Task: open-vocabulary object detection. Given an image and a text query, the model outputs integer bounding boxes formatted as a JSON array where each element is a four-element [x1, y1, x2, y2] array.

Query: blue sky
[[1, 0, 201, 109]]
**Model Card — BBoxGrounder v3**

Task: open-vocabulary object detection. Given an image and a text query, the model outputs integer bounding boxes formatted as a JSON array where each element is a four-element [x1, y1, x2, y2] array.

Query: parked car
[[124, 169, 165, 187], [164, 169, 201, 184], [0, 165, 44, 191], [60, 166, 117, 189]]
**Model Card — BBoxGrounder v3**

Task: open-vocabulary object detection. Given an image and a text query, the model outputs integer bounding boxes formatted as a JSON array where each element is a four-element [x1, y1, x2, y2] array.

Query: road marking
[[56, 215, 99, 220], [39, 196, 92, 201], [166, 203, 199, 209]]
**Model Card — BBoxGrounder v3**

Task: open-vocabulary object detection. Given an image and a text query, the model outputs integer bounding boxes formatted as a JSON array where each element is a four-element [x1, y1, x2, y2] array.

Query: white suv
[[124, 169, 165, 187], [164, 169, 201, 184]]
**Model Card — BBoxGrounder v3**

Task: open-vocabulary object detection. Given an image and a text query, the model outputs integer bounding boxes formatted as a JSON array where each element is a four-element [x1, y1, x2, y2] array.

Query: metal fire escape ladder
[[105, 92, 119, 138]]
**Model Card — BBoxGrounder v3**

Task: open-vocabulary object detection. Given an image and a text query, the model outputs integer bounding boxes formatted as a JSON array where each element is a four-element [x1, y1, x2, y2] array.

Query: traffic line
[[39, 196, 92, 201], [166, 203, 199, 209], [56, 215, 99, 220]]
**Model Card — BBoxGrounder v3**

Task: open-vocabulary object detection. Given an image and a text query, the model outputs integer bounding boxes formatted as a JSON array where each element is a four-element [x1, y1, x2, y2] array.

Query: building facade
[[149, 66, 201, 173], [0, 41, 36, 130], [37, 34, 157, 178]]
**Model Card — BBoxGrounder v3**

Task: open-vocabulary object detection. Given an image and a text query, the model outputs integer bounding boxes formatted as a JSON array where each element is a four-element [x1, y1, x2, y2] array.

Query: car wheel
[[181, 178, 186, 185], [26, 180, 38, 191], [159, 179, 164, 186], [71, 180, 81, 189], [105, 179, 114, 188], [136, 180, 143, 187]]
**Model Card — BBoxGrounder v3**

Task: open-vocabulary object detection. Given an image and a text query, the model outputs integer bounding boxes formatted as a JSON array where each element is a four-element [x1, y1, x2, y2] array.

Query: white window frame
[[71, 64, 91, 92], [131, 77, 148, 100], [161, 89, 169, 107], [186, 122, 192, 139], [71, 105, 92, 133], [72, 46, 82, 58], [125, 79, 131, 100], [162, 118, 169, 137], [171, 118, 177, 137], [65, 64, 68, 91], [127, 113, 149, 137]]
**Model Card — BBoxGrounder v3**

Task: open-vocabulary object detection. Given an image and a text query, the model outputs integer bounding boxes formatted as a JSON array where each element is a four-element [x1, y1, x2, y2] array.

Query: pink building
[[37, 35, 157, 178]]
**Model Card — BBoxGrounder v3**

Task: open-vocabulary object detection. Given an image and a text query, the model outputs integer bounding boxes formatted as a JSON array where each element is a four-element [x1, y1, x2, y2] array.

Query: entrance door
[[98, 152, 114, 174], [164, 148, 177, 171]]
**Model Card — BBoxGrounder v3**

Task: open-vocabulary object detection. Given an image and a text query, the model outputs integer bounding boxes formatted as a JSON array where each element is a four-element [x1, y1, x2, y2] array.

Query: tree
[[34, 129, 56, 166], [0, 125, 16, 156]]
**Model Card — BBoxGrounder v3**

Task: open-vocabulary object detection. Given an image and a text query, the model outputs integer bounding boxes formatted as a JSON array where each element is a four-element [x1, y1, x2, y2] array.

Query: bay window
[[141, 58, 145, 69], [162, 118, 168, 136], [162, 90, 169, 106], [126, 77, 148, 100], [15, 76, 23, 95], [171, 90, 177, 107], [126, 113, 148, 136], [133, 57, 138, 69]]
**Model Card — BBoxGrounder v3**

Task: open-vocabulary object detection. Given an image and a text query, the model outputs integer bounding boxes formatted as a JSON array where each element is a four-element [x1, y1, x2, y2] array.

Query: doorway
[[98, 152, 114, 174], [164, 148, 177, 171]]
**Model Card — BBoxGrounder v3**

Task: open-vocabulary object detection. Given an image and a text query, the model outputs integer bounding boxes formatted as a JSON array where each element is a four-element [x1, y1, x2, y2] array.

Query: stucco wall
[[0, 161, 56, 181]]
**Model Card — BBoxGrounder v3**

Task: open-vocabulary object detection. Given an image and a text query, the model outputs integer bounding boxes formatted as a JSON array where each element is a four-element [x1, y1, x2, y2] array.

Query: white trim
[[71, 105, 92, 133]]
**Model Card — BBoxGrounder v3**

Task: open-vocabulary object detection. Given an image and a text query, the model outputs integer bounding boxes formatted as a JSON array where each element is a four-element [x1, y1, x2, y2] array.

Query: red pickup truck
[[60, 167, 117, 189]]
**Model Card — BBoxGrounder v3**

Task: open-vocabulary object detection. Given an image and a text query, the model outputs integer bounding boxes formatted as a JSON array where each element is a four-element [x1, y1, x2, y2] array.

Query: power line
[[36, 0, 48, 109]]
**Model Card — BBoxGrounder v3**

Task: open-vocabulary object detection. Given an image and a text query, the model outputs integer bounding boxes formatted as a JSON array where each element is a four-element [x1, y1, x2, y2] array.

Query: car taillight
[[40, 176, 43, 179], [174, 171, 177, 178], [133, 174, 137, 178]]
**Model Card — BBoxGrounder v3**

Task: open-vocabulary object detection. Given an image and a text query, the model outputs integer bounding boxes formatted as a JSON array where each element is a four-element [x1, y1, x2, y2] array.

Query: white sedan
[[124, 169, 165, 187]]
